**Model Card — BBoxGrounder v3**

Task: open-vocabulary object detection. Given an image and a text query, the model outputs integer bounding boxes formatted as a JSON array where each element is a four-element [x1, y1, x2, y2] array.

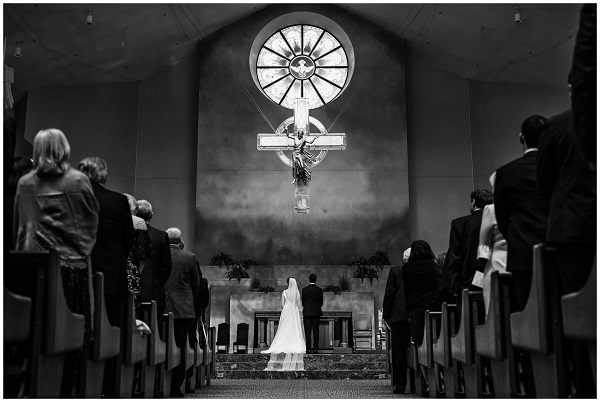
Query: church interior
[[4, 2, 595, 399]]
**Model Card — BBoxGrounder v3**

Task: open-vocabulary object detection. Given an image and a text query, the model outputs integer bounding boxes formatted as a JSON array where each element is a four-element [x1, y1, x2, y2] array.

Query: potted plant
[[209, 252, 258, 283], [347, 249, 390, 284], [324, 284, 343, 295], [338, 274, 350, 292], [251, 274, 262, 291]]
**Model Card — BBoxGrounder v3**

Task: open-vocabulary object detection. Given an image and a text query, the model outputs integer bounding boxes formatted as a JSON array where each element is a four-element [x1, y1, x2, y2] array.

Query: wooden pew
[[475, 271, 518, 398], [561, 255, 597, 388], [159, 312, 181, 397], [510, 244, 568, 397], [417, 310, 442, 398], [195, 322, 208, 389], [178, 331, 196, 394], [207, 326, 217, 384], [449, 290, 486, 398], [139, 301, 166, 398], [77, 272, 121, 398], [407, 341, 424, 395], [4, 287, 31, 343], [5, 250, 85, 398], [191, 322, 205, 390], [383, 320, 393, 386], [117, 291, 147, 398], [432, 303, 458, 397]]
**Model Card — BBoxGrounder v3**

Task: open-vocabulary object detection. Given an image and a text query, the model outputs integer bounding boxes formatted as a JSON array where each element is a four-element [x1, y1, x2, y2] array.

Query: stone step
[[214, 352, 388, 380]]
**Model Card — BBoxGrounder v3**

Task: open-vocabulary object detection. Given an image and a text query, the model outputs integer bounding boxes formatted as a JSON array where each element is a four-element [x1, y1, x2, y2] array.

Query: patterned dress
[[127, 215, 152, 308]]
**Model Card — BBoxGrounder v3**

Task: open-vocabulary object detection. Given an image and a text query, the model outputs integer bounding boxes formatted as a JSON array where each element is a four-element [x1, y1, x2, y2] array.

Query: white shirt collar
[[524, 148, 538, 154]]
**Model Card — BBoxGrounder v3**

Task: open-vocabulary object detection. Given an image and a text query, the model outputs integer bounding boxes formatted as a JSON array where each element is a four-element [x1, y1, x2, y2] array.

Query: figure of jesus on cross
[[257, 98, 346, 213]]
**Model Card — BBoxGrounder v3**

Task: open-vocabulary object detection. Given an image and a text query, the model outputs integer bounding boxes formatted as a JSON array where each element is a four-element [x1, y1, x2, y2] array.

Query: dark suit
[[382, 264, 411, 390], [301, 283, 323, 352], [89, 183, 134, 321], [447, 210, 485, 295], [537, 109, 596, 396], [165, 245, 201, 394], [141, 225, 172, 314], [495, 151, 549, 310]]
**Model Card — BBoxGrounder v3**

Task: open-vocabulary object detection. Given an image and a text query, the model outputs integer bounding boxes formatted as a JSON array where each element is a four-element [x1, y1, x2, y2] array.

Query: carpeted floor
[[185, 378, 421, 399]]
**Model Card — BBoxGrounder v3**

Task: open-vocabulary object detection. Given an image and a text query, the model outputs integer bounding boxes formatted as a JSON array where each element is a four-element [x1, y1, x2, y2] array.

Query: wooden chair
[[5, 250, 85, 398], [139, 301, 166, 398], [77, 272, 121, 398], [510, 244, 568, 397], [117, 291, 147, 398], [232, 322, 249, 353], [432, 303, 458, 397], [561, 255, 597, 388], [449, 290, 486, 398], [216, 322, 230, 354], [160, 312, 181, 397], [353, 314, 373, 351], [475, 271, 518, 398]]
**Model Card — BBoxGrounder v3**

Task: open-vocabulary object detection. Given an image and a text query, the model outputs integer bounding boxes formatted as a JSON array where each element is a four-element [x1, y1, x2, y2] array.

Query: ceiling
[[3, 3, 583, 104]]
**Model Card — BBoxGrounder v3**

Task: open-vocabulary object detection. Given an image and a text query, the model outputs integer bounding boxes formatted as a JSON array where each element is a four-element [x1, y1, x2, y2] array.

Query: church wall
[[468, 80, 571, 190], [195, 4, 411, 266]]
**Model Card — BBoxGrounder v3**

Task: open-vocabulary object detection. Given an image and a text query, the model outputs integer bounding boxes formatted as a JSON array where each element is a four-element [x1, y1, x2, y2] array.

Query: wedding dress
[[261, 278, 306, 370]]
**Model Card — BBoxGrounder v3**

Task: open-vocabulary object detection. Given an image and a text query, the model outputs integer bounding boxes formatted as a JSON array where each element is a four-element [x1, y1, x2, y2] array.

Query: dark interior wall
[[135, 55, 200, 247], [195, 4, 410, 265]]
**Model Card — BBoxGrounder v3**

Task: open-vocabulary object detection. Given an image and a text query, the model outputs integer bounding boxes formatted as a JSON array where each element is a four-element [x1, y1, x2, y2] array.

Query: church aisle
[[186, 379, 421, 399]]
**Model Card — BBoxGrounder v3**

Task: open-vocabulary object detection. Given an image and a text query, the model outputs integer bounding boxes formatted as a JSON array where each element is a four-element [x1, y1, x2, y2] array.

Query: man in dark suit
[[137, 200, 172, 329], [494, 115, 549, 311], [537, 105, 596, 397], [447, 189, 492, 295], [165, 227, 201, 397], [78, 156, 134, 398], [301, 273, 323, 354], [382, 255, 411, 394]]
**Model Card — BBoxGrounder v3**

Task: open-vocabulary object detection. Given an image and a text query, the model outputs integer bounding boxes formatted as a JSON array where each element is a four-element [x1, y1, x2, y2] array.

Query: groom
[[301, 273, 323, 354]]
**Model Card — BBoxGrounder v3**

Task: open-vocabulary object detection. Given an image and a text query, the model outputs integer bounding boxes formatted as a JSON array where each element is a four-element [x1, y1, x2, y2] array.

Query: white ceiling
[[3, 3, 583, 104]]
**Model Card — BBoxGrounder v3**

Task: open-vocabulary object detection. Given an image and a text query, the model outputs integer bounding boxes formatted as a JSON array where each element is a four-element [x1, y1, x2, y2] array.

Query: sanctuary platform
[[214, 351, 387, 380]]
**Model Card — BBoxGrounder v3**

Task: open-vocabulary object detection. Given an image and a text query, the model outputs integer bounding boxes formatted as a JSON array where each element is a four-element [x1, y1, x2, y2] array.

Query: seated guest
[[165, 227, 201, 397], [14, 128, 99, 343], [402, 240, 441, 346], [475, 172, 507, 317], [4, 156, 33, 250], [123, 193, 152, 309]]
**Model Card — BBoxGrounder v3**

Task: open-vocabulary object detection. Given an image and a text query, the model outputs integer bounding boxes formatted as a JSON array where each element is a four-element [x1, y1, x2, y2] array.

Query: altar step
[[214, 351, 388, 380]]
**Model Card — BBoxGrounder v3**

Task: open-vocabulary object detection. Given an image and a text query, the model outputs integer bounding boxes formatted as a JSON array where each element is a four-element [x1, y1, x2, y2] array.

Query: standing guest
[[5, 156, 33, 250], [537, 104, 596, 398], [475, 172, 507, 317], [164, 227, 201, 398], [13, 129, 99, 397], [78, 157, 135, 399], [402, 240, 441, 347], [137, 200, 172, 326], [494, 115, 549, 311], [123, 194, 152, 309], [301, 273, 323, 354], [447, 189, 492, 295], [78, 157, 134, 325], [382, 249, 411, 394], [14, 128, 99, 341]]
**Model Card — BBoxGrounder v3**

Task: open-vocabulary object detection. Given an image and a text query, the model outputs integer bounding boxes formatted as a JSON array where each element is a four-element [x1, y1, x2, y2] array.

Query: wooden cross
[[257, 98, 346, 213]]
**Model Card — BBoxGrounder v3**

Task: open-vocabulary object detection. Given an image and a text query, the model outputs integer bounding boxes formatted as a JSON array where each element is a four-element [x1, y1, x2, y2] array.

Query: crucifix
[[257, 98, 346, 213]]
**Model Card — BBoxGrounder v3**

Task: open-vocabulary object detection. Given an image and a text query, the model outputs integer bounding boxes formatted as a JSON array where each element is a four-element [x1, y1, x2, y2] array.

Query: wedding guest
[[165, 227, 201, 397], [447, 189, 492, 295], [137, 200, 172, 327], [124, 194, 152, 309], [494, 115, 549, 311], [13, 129, 99, 397], [475, 172, 507, 317], [382, 251, 410, 394], [537, 100, 596, 397], [4, 156, 33, 250], [79, 157, 135, 398], [402, 240, 441, 346]]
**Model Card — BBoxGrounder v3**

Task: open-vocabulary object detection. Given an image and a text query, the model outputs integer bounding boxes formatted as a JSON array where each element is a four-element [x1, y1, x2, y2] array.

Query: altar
[[229, 291, 375, 353]]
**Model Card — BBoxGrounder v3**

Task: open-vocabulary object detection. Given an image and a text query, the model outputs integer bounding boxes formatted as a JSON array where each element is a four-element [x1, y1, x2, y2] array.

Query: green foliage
[[209, 252, 259, 282], [346, 249, 391, 284], [324, 284, 343, 295], [258, 286, 275, 294], [338, 274, 350, 291]]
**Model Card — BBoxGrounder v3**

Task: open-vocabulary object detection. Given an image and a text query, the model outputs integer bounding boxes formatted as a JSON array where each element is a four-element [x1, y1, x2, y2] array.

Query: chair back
[[236, 323, 249, 344], [217, 323, 230, 345]]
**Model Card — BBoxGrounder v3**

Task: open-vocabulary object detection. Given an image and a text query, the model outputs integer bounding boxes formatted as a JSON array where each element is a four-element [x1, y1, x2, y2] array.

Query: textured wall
[[195, 4, 410, 266]]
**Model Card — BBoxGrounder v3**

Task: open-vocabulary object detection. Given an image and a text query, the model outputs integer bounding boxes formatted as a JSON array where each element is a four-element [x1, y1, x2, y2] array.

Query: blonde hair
[[33, 128, 71, 177]]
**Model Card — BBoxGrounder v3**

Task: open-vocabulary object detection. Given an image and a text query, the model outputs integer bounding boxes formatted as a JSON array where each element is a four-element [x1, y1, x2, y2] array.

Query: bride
[[261, 277, 306, 370]]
